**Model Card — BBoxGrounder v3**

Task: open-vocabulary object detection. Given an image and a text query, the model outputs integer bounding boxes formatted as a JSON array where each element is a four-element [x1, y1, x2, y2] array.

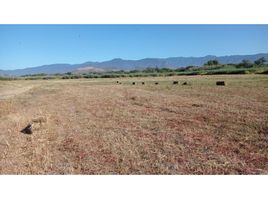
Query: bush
[[165, 72, 176, 76], [205, 69, 248, 75], [42, 76, 57, 80], [204, 60, 220, 66], [0, 76, 18, 80], [177, 71, 201, 75], [237, 60, 254, 68], [258, 69, 268, 74], [254, 57, 266, 66]]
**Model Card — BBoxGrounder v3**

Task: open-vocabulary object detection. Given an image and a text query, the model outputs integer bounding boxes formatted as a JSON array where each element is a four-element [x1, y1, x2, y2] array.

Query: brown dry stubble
[[0, 75, 267, 174]]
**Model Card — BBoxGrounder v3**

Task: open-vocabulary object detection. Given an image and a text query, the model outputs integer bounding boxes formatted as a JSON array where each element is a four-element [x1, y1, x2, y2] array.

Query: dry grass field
[[0, 75, 267, 174]]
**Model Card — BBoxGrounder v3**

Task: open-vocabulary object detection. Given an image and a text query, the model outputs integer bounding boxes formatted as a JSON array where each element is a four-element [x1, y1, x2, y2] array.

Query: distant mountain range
[[1, 53, 267, 76]]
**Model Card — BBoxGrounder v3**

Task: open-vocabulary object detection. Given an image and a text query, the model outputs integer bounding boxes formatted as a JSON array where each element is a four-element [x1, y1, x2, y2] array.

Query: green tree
[[205, 60, 219, 66], [254, 57, 266, 66], [239, 59, 253, 68]]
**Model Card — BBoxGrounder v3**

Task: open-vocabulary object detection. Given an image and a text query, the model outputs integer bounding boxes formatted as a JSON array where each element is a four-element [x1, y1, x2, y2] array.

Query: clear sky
[[0, 24, 268, 70]]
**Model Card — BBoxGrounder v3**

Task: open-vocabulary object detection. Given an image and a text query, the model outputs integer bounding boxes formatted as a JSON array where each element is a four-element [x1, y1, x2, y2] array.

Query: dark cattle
[[21, 124, 33, 135], [216, 81, 225, 86], [182, 82, 188, 85], [142, 82, 145, 85], [116, 81, 119, 83], [155, 82, 159, 85], [132, 82, 136, 85], [173, 81, 178, 84]]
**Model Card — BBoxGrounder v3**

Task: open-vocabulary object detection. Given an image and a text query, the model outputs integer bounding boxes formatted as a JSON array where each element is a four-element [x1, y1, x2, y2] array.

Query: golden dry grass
[[0, 75, 267, 174]]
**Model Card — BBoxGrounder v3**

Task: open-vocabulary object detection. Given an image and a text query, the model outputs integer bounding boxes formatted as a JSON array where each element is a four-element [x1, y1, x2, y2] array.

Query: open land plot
[[0, 75, 267, 174]]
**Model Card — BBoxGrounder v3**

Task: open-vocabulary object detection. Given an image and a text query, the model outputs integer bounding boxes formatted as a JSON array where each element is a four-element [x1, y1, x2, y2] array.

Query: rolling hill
[[1, 53, 267, 76]]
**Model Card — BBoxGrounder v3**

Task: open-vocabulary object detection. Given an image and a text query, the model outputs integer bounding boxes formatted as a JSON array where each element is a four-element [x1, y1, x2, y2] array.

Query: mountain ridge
[[1, 53, 267, 76]]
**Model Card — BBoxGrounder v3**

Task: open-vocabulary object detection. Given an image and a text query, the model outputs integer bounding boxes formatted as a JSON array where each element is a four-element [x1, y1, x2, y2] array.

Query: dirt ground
[[0, 75, 267, 174]]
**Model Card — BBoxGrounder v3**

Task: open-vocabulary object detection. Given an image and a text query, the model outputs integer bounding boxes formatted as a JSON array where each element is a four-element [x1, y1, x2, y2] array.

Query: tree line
[[204, 57, 266, 68]]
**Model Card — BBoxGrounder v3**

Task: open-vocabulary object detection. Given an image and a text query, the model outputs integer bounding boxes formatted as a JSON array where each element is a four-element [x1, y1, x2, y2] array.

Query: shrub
[[254, 57, 266, 66], [204, 60, 220, 66], [0, 76, 18, 80], [258, 69, 268, 74], [237, 60, 254, 68]]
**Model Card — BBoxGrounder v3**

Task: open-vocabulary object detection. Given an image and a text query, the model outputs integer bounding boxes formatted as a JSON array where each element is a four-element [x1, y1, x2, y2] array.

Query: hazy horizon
[[1, 24, 268, 70], [1, 52, 268, 72]]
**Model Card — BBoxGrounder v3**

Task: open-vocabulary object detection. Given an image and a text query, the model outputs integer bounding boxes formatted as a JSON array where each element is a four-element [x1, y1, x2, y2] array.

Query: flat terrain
[[0, 75, 267, 174]]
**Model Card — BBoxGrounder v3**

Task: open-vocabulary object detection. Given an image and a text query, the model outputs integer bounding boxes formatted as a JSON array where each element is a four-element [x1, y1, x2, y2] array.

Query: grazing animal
[[182, 82, 188, 85], [216, 81, 225, 86], [155, 82, 159, 85], [21, 124, 33, 135], [142, 82, 145, 85], [116, 81, 119, 83], [132, 82, 135, 85], [173, 81, 178, 84]]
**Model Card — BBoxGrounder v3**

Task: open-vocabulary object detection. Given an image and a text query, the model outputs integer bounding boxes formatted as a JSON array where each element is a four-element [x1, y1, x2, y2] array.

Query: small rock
[[21, 124, 33, 135]]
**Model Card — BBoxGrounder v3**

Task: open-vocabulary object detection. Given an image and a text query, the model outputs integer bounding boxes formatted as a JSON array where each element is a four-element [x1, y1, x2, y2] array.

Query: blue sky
[[0, 25, 268, 70]]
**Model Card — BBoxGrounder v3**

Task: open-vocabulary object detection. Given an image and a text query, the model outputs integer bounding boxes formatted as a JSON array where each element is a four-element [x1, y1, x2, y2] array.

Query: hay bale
[[173, 81, 178, 84], [20, 124, 33, 135], [216, 81, 225, 86]]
